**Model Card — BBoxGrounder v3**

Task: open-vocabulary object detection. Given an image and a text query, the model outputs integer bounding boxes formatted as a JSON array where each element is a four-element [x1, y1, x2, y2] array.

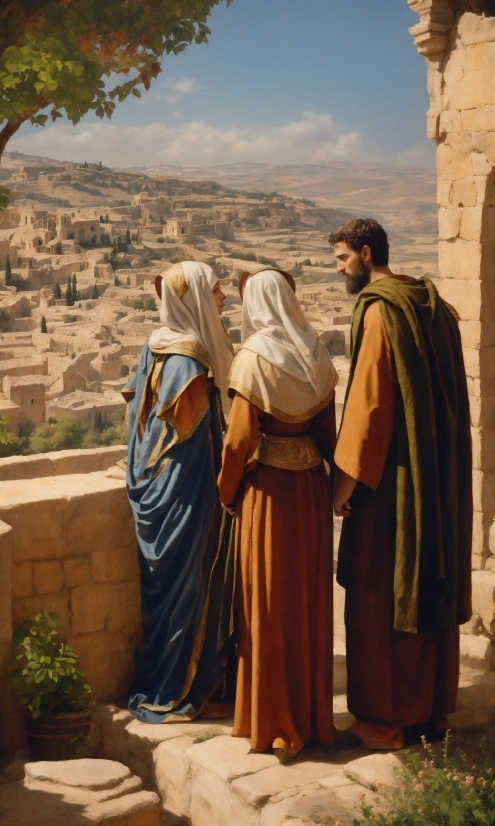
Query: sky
[[10, 0, 435, 170]]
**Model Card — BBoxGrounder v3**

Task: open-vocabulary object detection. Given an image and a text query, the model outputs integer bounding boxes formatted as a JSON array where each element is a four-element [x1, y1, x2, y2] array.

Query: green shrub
[[10, 610, 91, 720], [356, 734, 495, 826], [62, 314, 77, 324]]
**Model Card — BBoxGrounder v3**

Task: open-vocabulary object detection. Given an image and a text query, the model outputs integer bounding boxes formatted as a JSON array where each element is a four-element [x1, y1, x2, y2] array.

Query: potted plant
[[10, 609, 92, 760]]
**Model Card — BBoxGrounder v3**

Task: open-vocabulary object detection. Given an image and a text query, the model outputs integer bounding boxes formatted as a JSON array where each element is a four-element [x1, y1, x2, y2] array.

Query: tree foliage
[[0, 0, 232, 163]]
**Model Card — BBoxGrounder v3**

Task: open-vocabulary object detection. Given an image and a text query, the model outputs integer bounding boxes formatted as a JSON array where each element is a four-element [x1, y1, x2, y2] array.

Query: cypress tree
[[53, 282, 62, 300], [40, 315, 47, 333], [125, 226, 131, 245], [5, 255, 12, 287], [65, 277, 72, 306]]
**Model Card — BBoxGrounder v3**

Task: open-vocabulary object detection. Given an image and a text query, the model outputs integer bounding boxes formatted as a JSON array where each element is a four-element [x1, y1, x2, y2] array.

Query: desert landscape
[[0, 152, 438, 453]]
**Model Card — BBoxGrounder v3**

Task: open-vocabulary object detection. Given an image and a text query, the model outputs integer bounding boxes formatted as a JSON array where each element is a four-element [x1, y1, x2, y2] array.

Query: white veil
[[148, 261, 233, 413]]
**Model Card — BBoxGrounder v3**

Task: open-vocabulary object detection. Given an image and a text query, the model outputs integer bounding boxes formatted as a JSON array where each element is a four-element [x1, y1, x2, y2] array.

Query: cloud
[[164, 77, 197, 95], [10, 111, 365, 168]]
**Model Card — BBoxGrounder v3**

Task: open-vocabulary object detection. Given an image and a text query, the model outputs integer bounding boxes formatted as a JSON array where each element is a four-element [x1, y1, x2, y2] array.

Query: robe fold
[[218, 393, 336, 756], [335, 279, 472, 728], [125, 344, 232, 723]]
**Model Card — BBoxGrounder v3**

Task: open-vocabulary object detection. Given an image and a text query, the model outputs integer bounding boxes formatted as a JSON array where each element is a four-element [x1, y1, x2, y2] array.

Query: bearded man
[[330, 218, 472, 750]]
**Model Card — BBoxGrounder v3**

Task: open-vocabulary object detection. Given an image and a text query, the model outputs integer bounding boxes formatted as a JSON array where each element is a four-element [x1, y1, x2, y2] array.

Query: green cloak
[[345, 276, 472, 634]]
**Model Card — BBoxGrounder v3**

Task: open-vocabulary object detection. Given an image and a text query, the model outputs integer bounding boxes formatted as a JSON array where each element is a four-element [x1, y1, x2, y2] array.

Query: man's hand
[[333, 468, 358, 518], [222, 503, 235, 517]]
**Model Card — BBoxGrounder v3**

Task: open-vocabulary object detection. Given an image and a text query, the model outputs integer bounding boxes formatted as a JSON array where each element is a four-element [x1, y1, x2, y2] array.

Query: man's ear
[[361, 245, 373, 266]]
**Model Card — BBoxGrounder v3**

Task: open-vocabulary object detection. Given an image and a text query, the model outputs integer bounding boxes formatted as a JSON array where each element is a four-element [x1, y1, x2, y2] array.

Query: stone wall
[[0, 450, 140, 762], [409, 1, 495, 660]]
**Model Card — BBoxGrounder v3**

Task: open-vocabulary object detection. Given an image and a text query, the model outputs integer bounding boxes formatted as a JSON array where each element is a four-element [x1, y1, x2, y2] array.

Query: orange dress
[[218, 393, 336, 756], [335, 301, 460, 740]]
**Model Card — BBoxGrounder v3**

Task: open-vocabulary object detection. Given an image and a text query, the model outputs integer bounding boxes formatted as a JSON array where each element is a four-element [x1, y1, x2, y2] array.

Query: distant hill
[[134, 161, 437, 235]]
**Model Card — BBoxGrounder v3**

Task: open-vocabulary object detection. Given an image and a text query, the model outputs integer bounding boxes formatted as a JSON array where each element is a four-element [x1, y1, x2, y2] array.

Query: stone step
[[90, 647, 495, 826], [0, 758, 161, 826]]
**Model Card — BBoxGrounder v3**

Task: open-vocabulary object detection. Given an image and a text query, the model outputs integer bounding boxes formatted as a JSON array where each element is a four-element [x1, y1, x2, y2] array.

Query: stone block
[[92, 543, 139, 583], [451, 178, 478, 208], [63, 555, 91, 588], [458, 12, 482, 46], [438, 208, 460, 240], [3, 497, 68, 562], [438, 240, 481, 281], [437, 144, 473, 179], [187, 735, 278, 784], [344, 753, 403, 791], [66, 486, 134, 554], [447, 131, 473, 156], [189, 759, 260, 826], [450, 43, 495, 110], [13, 592, 70, 639], [438, 279, 481, 322], [450, 669, 495, 729], [71, 632, 137, 705], [459, 633, 494, 670], [33, 560, 64, 595], [471, 133, 486, 154], [154, 736, 195, 819], [471, 153, 493, 177], [439, 110, 461, 136], [0, 759, 161, 826], [485, 133, 495, 163], [472, 469, 495, 514], [471, 428, 495, 473], [232, 764, 313, 808], [461, 105, 495, 133], [437, 178, 452, 208], [106, 581, 141, 633], [460, 207, 483, 242], [472, 569, 495, 636], [12, 561, 33, 599], [459, 321, 482, 350], [71, 583, 113, 634], [286, 786, 387, 826]]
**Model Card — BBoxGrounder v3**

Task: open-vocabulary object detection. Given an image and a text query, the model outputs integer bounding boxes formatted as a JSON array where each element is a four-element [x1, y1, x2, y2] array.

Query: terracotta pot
[[25, 710, 92, 761]]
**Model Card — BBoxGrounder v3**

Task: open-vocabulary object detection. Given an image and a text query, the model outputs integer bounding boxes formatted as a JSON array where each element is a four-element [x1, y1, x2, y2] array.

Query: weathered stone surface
[[344, 752, 403, 791], [71, 633, 137, 704], [92, 544, 139, 583], [0, 758, 161, 826], [63, 554, 91, 587], [231, 764, 313, 808], [186, 735, 279, 784], [472, 570, 495, 636], [12, 560, 33, 598], [66, 484, 133, 555], [154, 736, 195, 819], [460, 633, 494, 670], [450, 668, 495, 729], [13, 592, 71, 638], [25, 759, 132, 791], [33, 560, 64, 594]]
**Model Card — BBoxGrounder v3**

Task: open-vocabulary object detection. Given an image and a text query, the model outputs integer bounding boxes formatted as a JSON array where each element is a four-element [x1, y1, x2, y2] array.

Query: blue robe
[[125, 344, 230, 723]]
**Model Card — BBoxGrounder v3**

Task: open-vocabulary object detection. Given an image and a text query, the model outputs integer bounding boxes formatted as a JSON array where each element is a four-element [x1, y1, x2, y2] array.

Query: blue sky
[[11, 0, 435, 169]]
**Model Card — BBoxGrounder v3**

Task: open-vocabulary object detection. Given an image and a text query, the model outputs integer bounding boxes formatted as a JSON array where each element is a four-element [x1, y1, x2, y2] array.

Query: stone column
[[409, 2, 495, 569]]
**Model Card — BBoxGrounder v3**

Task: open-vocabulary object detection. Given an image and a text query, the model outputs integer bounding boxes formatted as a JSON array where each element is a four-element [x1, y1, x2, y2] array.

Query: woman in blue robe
[[124, 261, 234, 723]]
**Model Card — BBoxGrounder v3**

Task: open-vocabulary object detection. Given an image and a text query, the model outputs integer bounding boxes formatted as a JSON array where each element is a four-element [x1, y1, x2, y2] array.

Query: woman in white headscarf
[[218, 269, 338, 760], [124, 261, 234, 724]]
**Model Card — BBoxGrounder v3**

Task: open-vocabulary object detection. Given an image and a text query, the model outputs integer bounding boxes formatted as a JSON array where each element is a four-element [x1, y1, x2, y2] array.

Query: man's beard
[[345, 261, 370, 295]]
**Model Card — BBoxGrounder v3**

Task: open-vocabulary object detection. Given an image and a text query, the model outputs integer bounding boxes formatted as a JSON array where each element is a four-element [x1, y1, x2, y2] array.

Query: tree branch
[[0, 104, 43, 163]]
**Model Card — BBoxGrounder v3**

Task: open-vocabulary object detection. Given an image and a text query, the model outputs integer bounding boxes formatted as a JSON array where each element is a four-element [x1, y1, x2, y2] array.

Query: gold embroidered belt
[[254, 433, 322, 471]]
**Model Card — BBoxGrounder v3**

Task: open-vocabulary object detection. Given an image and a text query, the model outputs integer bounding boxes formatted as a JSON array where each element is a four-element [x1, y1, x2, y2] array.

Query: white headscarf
[[148, 261, 233, 413], [229, 269, 337, 421]]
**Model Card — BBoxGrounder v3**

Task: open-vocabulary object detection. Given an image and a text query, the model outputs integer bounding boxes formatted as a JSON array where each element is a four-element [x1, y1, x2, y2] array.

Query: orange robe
[[218, 393, 336, 756], [335, 301, 459, 732]]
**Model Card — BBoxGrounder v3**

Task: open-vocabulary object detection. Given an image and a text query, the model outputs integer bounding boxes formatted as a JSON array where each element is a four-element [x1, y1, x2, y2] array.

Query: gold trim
[[163, 263, 188, 300], [149, 341, 213, 377], [229, 381, 334, 423], [254, 433, 322, 471]]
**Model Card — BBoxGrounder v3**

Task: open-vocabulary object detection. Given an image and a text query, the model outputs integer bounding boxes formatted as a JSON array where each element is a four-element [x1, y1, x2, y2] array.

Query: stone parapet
[[0, 444, 126, 481], [0, 454, 139, 762]]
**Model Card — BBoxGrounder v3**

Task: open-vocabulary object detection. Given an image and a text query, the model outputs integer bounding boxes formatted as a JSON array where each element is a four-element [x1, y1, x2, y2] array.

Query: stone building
[[3, 376, 46, 429]]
